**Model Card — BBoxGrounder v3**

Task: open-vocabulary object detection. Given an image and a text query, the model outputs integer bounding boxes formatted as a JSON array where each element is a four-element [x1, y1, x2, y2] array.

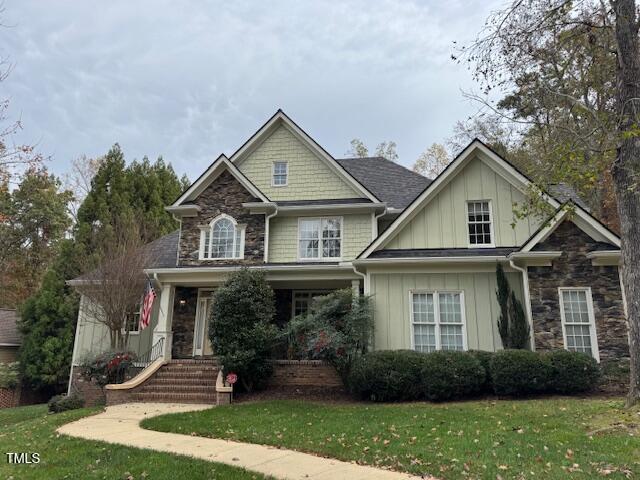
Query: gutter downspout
[[264, 205, 278, 263], [509, 258, 535, 351], [372, 205, 387, 239]]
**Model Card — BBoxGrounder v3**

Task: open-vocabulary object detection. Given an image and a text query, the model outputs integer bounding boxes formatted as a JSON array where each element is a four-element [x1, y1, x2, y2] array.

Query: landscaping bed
[[143, 398, 640, 480]]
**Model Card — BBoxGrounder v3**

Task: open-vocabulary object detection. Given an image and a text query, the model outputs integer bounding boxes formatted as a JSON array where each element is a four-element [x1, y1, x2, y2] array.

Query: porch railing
[[133, 337, 164, 369]]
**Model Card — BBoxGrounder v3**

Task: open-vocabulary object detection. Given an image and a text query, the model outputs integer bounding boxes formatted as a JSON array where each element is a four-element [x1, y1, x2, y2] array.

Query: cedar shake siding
[[178, 170, 266, 266], [528, 220, 628, 362]]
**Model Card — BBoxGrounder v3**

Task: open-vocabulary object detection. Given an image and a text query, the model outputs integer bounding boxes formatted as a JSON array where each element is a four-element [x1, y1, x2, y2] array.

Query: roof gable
[[519, 202, 620, 252], [230, 110, 380, 202], [169, 155, 270, 210]]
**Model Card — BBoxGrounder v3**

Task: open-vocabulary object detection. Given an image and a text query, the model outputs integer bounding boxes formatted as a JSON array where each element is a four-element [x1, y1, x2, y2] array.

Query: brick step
[[160, 365, 218, 372], [139, 384, 216, 394], [145, 377, 216, 387], [168, 359, 218, 365], [155, 371, 218, 380], [131, 392, 216, 404]]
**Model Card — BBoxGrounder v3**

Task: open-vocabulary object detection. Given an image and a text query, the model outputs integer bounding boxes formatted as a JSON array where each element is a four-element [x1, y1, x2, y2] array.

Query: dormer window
[[272, 161, 288, 186], [200, 214, 245, 260], [467, 201, 494, 247]]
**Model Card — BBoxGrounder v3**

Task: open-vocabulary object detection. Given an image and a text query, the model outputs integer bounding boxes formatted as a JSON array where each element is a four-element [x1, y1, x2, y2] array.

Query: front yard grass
[[143, 397, 640, 479], [0, 404, 267, 479]]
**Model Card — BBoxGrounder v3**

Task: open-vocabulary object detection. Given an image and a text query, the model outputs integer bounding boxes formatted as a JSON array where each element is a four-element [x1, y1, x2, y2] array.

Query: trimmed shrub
[[420, 351, 485, 401], [348, 350, 425, 402], [0, 362, 20, 389], [547, 350, 600, 393], [490, 349, 552, 396], [48, 393, 84, 413], [210, 269, 279, 392], [467, 350, 494, 393]]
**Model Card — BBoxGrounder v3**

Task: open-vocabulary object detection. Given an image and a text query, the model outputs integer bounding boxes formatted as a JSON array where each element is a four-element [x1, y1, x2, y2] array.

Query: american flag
[[139, 280, 156, 330]]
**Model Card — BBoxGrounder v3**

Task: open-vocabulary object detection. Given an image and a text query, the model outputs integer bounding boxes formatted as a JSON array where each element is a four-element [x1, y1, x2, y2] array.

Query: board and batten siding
[[385, 156, 541, 249], [268, 214, 373, 262], [237, 125, 360, 200], [369, 271, 525, 352], [71, 295, 157, 366]]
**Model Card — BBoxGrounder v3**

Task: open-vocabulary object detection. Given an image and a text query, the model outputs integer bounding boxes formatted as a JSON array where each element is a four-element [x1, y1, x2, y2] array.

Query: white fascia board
[[0, 343, 20, 347], [586, 250, 621, 266], [171, 155, 269, 207], [229, 110, 380, 203], [359, 140, 562, 259], [164, 204, 201, 217], [353, 255, 508, 266], [145, 263, 357, 275], [508, 251, 563, 266]]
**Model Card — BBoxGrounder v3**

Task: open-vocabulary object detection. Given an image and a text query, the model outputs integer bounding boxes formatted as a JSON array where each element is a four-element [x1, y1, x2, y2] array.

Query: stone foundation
[[528, 220, 628, 362]]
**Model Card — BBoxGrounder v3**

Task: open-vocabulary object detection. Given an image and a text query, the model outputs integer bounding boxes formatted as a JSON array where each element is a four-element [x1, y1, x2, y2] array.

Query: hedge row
[[348, 349, 600, 402]]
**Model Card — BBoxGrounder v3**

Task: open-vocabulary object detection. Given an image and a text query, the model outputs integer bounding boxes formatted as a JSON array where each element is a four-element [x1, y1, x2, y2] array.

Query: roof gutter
[[263, 204, 279, 262]]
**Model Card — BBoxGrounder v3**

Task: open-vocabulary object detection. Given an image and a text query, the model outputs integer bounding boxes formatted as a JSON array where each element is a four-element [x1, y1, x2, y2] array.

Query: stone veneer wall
[[171, 287, 198, 358], [179, 170, 265, 266], [528, 220, 628, 362]]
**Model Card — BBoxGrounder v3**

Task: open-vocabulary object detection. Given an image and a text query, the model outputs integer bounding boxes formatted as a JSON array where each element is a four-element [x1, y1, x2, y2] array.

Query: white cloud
[[0, 0, 503, 180]]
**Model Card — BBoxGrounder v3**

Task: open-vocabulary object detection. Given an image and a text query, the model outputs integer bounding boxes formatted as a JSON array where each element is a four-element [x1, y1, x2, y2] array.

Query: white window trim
[[558, 287, 600, 362], [297, 216, 343, 262], [409, 290, 468, 351], [124, 297, 143, 335], [198, 213, 245, 260], [291, 290, 331, 319], [272, 161, 288, 187], [466, 200, 495, 248]]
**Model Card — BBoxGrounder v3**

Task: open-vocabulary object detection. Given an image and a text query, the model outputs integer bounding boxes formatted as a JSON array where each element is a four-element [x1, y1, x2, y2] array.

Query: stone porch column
[[153, 284, 175, 361]]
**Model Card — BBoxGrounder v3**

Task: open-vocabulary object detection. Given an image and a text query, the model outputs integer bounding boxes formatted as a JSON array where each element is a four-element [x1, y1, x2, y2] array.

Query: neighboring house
[[68, 110, 628, 391], [0, 309, 21, 364]]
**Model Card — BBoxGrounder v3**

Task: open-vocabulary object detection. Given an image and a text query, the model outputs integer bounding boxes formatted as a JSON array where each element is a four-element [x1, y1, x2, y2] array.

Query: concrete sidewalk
[[57, 403, 426, 480]]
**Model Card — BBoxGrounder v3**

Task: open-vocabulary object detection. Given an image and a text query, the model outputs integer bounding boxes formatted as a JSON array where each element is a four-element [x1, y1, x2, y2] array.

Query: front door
[[193, 289, 215, 356]]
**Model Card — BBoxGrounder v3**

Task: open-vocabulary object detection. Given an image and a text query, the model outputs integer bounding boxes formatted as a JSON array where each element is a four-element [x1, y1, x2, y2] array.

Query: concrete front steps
[[131, 358, 219, 404]]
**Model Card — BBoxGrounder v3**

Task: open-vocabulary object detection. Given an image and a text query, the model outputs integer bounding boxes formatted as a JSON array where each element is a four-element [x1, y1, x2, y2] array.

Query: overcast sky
[[1, 0, 503, 181]]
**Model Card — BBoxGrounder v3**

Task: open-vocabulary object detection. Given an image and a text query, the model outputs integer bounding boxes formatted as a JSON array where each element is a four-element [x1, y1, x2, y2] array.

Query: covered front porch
[[147, 265, 363, 361]]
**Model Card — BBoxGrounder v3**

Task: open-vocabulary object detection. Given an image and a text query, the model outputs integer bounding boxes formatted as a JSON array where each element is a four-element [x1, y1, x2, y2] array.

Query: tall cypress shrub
[[496, 264, 530, 349]]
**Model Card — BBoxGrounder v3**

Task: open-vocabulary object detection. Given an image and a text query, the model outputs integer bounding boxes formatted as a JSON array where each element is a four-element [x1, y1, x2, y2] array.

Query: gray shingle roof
[[0, 309, 20, 346], [547, 184, 589, 210], [336, 157, 431, 209], [368, 247, 518, 259]]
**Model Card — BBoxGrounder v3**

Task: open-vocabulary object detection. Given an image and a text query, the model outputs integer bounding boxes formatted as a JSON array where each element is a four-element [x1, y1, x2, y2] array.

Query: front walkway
[[57, 403, 425, 480]]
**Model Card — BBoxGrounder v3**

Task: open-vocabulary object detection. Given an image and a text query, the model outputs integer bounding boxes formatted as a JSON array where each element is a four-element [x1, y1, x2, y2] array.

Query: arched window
[[200, 214, 244, 259]]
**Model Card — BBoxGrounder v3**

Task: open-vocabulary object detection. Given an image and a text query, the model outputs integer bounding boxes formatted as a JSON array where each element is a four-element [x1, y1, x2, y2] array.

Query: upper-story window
[[298, 217, 342, 260], [200, 214, 245, 260], [272, 161, 288, 186], [467, 201, 493, 247]]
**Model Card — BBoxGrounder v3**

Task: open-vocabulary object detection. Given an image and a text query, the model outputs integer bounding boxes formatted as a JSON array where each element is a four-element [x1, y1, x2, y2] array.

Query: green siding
[[237, 125, 360, 200], [269, 214, 372, 262], [369, 270, 525, 352], [386, 156, 540, 249], [71, 296, 157, 365]]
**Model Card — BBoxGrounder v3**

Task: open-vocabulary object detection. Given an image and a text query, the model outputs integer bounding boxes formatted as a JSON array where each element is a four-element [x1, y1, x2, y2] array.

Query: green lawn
[[143, 398, 640, 480], [0, 404, 268, 480]]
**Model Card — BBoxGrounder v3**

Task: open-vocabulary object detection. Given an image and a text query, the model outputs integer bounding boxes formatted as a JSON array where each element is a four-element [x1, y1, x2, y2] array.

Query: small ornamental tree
[[496, 264, 530, 349], [209, 269, 278, 392], [287, 289, 373, 381]]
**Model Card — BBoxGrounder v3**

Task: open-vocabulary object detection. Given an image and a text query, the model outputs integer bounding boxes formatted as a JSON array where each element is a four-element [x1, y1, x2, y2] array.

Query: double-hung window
[[467, 201, 493, 247], [200, 214, 244, 260], [292, 290, 330, 318], [272, 161, 288, 186], [411, 291, 466, 352], [298, 217, 342, 260], [559, 288, 599, 360]]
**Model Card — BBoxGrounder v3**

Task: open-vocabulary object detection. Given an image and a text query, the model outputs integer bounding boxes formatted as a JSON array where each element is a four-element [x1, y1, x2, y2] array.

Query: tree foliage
[[412, 143, 451, 178], [209, 269, 279, 392], [18, 240, 81, 393], [0, 169, 73, 307], [346, 138, 399, 162]]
